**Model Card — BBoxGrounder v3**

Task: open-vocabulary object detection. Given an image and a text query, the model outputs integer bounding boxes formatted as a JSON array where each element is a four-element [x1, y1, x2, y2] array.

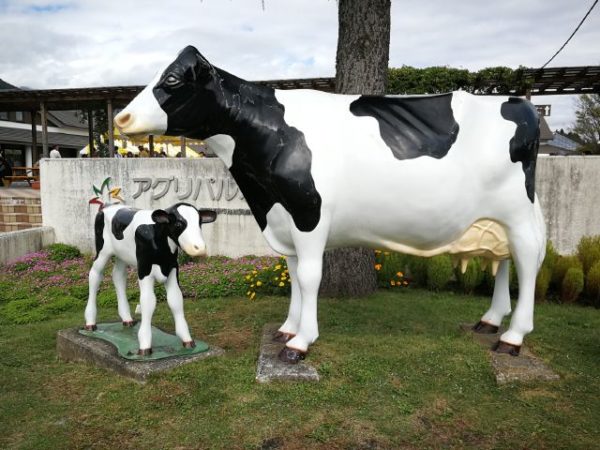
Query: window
[[0, 112, 7, 120], [15, 111, 23, 121]]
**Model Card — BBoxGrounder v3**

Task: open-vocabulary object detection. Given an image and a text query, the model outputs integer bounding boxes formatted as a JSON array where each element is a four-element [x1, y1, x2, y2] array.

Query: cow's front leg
[[274, 256, 300, 343], [279, 248, 324, 364], [164, 268, 194, 347], [474, 259, 511, 334], [112, 259, 135, 326], [84, 251, 111, 330], [137, 274, 157, 355]]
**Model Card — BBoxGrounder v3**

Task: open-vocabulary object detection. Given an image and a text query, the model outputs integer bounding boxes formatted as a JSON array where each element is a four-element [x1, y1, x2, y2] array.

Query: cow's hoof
[[492, 340, 521, 356], [84, 324, 97, 331], [182, 340, 196, 349], [278, 347, 307, 364], [122, 320, 137, 327], [137, 348, 153, 356], [472, 321, 499, 334], [273, 331, 296, 343]]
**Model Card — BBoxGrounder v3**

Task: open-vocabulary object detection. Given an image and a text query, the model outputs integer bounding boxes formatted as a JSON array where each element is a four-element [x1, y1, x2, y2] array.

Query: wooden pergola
[[0, 67, 597, 159]]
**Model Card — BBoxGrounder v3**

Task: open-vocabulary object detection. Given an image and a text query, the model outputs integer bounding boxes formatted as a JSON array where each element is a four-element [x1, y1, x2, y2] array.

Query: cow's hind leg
[[278, 235, 326, 364], [113, 259, 135, 326], [164, 268, 194, 347], [84, 251, 111, 330], [137, 274, 157, 355], [496, 221, 545, 355], [274, 256, 300, 343], [474, 259, 511, 334]]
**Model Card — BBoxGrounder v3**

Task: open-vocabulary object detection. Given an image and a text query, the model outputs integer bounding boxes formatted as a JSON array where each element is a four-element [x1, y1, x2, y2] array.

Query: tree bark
[[319, 0, 391, 298]]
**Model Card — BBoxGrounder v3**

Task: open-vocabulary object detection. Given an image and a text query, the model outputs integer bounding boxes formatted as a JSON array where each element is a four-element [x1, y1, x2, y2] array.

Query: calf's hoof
[[273, 331, 296, 343], [492, 340, 521, 356], [84, 324, 97, 331], [472, 321, 499, 334], [182, 340, 196, 349], [137, 348, 153, 356], [122, 320, 137, 327], [278, 347, 307, 364]]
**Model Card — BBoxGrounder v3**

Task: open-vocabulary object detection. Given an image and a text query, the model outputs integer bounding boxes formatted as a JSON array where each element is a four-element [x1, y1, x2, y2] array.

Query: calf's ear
[[151, 209, 172, 224], [199, 209, 217, 224]]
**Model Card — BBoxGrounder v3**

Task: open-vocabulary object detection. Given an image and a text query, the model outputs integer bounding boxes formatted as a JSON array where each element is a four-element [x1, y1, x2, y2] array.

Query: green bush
[[552, 255, 582, 290], [426, 255, 453, 291], [577, 235, 600, 273], [543, 241, 559, 273], [535, 266, 552, 303], [561, 267, 584, 304], [375, 251, 409, 288], [406, 255, 428, 286], [42, 296, 82, 314], [1, 299, 48, 324], [585, 261, 600, 307], [456, 257, 484, 294], [46, 243, 82, 262], [245, 257, 291, 299]]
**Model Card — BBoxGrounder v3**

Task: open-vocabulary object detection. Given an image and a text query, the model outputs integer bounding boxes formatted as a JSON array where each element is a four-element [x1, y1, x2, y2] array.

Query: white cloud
[[1, 0, 598, 129]]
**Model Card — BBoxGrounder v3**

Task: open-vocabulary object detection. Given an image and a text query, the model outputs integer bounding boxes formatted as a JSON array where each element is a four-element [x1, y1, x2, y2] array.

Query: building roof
[[0, 125, 88, 149], [0, 79, 18, 90], [539, 117, 553, 141], [549, 132, 580, 151], [47, 110, 87, 129], [522, 66, 600, 95]]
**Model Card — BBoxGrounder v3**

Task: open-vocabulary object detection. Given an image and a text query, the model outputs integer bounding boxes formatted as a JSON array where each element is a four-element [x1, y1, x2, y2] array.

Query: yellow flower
[[251, 284, 255, 288], [403, 281, 408, 286], [246, 291, 251, 296], [250, 292, 256, 300], [252, 270, 258, 275], [396, 271, 403, 277], [390, 280, 396, 286], [245, 275, 251, 280], [274, 277, 279, 281], [375, 250, 382, 254], [274, 264, 282, 271], [287, 279, 291, 283], [279, 282, 285, 287], [256, 281, 262, 287], [374, 264, 382, 271]]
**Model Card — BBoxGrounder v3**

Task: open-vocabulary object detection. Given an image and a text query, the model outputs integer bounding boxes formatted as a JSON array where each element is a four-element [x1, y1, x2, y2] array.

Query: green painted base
[[79, 322, 209, 361]]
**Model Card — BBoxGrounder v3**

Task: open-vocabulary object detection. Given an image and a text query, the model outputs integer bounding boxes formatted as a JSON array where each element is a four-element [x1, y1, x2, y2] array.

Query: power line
[[541, 0, 598, 69]]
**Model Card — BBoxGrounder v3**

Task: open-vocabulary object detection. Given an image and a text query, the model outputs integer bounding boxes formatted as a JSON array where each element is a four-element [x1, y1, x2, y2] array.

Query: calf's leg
[[165, 268, 194, 347], [137, 274, 157, 354], [84, 252, 111, 330], [112, 259, 135, 326]]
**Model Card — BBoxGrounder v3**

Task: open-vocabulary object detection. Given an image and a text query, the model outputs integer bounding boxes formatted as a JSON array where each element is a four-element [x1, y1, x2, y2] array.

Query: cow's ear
[[199, 209, 217, 224], [151, 209, 171, 224]]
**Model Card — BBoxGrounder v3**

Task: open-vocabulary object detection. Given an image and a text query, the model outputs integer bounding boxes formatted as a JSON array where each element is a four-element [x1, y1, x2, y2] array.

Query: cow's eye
[[164, 75, 181, 87]]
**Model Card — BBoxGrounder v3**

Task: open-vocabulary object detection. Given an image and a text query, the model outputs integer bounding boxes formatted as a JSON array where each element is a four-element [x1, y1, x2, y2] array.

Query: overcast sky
[[1, 0, 599, 130]]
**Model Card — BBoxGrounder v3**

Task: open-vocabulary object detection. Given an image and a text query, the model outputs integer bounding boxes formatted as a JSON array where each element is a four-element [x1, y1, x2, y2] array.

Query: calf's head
[[115, 46, 219, 139], [151, 203, 216, 257]]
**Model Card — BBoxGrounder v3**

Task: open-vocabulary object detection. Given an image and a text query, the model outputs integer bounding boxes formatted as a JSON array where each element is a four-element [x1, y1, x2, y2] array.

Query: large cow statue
[[85, 202, 216, 355], [115, 46, 546, 363]]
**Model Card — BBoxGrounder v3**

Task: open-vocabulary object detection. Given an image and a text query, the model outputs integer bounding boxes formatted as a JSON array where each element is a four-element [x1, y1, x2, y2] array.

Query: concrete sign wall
[[39, 158, 275, 257], [40, 155, 600, 257]]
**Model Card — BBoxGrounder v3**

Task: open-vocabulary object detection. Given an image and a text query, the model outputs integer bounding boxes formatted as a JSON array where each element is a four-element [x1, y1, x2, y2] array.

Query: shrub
[[535, 266, 552, 303], [42, 296, 82, 314], [455, 257, 484, 294], [375, 251, 410, 289], [406, 255, 428, 287], [0, 299, 48, 324], [426, 255, 453, 291], [543, 241, 559, 273], [552, 255, 582, 290], [245, 257, 291, 300], [561, 267, 584, 304], [46, 243, 81, 262], [577, 235, 600, 273], [585, 261, 600, 307]]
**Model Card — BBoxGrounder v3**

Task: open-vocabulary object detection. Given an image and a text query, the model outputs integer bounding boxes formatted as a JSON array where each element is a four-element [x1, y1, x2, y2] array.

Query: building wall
[[40, 156, 600, 257]]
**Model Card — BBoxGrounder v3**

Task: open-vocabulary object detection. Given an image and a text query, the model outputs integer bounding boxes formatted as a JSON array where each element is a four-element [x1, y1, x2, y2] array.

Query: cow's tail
[[93, 209, 105, 261]]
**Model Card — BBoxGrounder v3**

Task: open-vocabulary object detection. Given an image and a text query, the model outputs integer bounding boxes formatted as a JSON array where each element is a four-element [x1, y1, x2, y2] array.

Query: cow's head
[[115, 46, 219, 138], [151, 203, 217, 257]]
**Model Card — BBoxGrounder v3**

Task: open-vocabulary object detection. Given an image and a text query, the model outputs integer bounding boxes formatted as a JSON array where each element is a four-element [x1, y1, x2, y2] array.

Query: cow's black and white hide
[[115, 46, 546, 363], [85, 202, 216, 355]]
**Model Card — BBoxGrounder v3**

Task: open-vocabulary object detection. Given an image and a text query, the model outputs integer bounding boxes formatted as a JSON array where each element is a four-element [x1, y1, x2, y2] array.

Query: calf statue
[[115, 46, 546, 363], [85, 202, 216, 355]]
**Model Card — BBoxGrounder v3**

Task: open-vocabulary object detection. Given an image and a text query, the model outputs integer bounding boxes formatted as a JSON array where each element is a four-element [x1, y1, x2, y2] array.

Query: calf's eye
[[164, 75, 181, 87]]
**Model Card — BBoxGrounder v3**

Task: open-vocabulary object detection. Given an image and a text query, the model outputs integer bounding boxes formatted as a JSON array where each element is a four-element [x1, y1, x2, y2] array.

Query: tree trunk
[[319, 0, 391, 298]]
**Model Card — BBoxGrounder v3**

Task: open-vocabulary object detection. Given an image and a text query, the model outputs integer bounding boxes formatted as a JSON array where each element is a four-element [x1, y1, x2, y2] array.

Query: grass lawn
[[1, 288, 599, 449]]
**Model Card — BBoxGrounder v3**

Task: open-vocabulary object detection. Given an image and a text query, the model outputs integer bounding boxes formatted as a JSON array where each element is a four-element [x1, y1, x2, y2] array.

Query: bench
[[1, 167, 40, 188]]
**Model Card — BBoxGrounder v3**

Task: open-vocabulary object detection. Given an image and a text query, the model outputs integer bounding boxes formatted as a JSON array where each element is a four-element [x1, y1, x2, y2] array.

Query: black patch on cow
[[112, 207, 140, 240], [94, 210, 105, 260], [135, 224, 178, 280], [349, 94, 460, 160], [501, 98, 540, 203], [152, 46, 321, 232]]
